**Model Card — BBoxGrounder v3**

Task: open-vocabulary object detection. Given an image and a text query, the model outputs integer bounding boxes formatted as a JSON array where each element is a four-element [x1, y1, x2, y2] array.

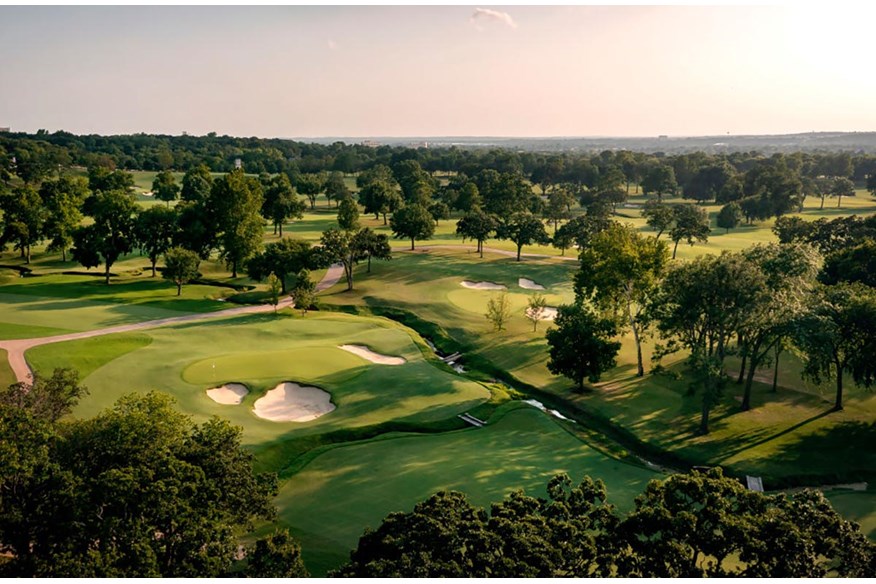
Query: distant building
[[361, 140, 381, 148], [0, 127, 10, 133], [234, 158, 242, 169], [409, 141, 429, 149]]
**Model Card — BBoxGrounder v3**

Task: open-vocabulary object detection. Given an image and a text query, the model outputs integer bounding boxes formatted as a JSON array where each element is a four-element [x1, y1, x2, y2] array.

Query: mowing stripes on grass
[[275, 405, 659, 575], [27, 333, 153, 381]]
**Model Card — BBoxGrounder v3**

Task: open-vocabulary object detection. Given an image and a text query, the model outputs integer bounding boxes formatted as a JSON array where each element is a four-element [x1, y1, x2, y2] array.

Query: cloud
[[470, 8, 517, 30], [327, 39, 338, 51]]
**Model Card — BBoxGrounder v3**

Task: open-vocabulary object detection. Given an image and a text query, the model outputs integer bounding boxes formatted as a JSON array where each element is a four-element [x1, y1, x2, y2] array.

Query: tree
[[0, 185, 45, 263], [830, 177, 855, 209], [87, 167, 134, 195], [337, 197, 360, 231], [162, 246, 201, 296], [456, 208, 497, 258], [641, 164, 677, 202], [255, 272, 278, 316], [0, 368, 87, 422], [454, 181, 482, 212], [867, 173, 876, 198], [318, 228, 358, 291], [654, 252, 769, 432], [180, 164, 213, 204], [716, 202, 743, 233], [134, 206, 178, 277], [525, 293, 548, 332], [820, 238, 876, 288], [151, 170, 179, 206], [39, 175, 88, 262], [428, 200, 451, 225], [496, 212, 550, 261], [290, 269, 316, 314], [324, 171, 350, 207], [576, 223, 669, 377], [212, 169, 264, 278], [616, 468, 874, 577], [359, 178, 402, 225], [669, 203, 710, 259], [0, 391, 278, 577], [296, 172, 327, 209], [792, 282, 876, 411], [390, 204, 435, 251], [684, 163, 734, 203], [352, 227, 391, 273], [543, 189, 574, 234], [246, 238, 316, 294], [393, 159, 436, 205], [71, 190, 138, 284], [485, 292, 512, 332], [554, 212, 612, 253], [244, 530, 308, 577], [546, 304, 621, 391], [641, 200, 674, 239], [262, 173, 305, 237], [734, 243, 820, 411]]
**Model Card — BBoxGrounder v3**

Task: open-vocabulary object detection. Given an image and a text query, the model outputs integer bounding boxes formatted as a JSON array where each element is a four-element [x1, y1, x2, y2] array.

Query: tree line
[[543, 216, 876, 434]]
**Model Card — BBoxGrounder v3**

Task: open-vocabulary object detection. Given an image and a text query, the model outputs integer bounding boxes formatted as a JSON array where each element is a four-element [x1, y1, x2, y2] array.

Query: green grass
[[274, 404, 659, 575], [825, 490, 876, 539], [0, 349, 14, 389], [26, 311, 490, 471]]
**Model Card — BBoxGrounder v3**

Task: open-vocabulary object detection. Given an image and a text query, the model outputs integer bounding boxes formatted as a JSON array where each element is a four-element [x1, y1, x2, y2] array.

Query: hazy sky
[[1, 5, 874, 138]]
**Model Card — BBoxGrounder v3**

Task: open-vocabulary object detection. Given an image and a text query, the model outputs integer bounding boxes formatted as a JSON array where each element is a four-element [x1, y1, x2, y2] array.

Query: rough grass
[[273, 404, 659, 575], [0, 349, 14, 389]]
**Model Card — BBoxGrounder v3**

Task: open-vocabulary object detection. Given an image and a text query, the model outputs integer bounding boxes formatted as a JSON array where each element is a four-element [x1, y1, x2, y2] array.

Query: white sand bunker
[[526, 306, 559, 321], [461, 280, 506, 290], [339, 344, 406, 365], [206, 383, 249, 405], [253, 382, 335, 422], [518, 278, 546, 290]]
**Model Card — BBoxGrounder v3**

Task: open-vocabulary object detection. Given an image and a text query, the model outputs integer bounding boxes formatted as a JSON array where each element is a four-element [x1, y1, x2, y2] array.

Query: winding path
[[0, 263, 345, 384]]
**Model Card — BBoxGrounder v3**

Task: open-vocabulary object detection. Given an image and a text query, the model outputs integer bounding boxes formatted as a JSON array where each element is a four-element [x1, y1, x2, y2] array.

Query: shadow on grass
[[710, 408, 834, 464]]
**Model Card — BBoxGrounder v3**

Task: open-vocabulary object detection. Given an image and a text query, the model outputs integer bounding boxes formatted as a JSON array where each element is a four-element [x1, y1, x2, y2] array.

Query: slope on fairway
[[275, 405, 659, 575], [26, 311, 489, 448]]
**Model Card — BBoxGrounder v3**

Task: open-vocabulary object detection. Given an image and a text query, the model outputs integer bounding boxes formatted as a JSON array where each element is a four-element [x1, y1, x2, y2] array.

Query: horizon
[[2, 5, 876, 137]]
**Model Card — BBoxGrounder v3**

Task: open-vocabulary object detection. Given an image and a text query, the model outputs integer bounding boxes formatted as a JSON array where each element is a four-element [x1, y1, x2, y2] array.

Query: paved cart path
[[0, 263, 345, 384]]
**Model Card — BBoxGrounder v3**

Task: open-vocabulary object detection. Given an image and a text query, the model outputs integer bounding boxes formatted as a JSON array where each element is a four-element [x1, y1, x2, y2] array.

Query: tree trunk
[[151, 258, 157, 277], [820, 194, 825, 209], [736, 340, 747, 384], [834, 365, 844, 411], [516, 244, 522, 261], [837, 195, 842, 208], [62, 248, 67, 262], [279, 222, 283, 237], [479, 239, 484, 258], [232, 261, 238, 278], [699, 399, 710, 435], [177, 282, 182, 296], [25, 245, 30, 264], [105, 264, 111, 285], [741, 361, 757, 411], [672, 239, 679, 259], [410, 237, 415, 251], [367, 254, 372, 273], [382, 213, 387, 225], [626, 292, 644, 377], [771, 346, 781, 393]]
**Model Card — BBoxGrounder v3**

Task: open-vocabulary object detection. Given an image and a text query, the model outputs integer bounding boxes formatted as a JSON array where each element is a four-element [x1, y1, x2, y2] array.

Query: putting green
[[27, 311, 490, 451], [275, 404, 660, 575]]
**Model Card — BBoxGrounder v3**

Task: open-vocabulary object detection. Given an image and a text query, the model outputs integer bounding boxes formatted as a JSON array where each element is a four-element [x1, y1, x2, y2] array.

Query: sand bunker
[[206, 383, 249, 405], [253, 382, 335, 422], [518, 278, 546, 290], [339, 344, 406, 365], [526, 306, 558, 321], [460, 280, 506, 290]]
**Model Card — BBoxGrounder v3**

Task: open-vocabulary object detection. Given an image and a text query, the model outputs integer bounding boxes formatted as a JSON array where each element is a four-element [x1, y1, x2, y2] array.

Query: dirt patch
[[339, 344, 405, 365], [206, 383, 249, 405], [253, 382, 335, 422], [518, 278, 545, 290], [460, 280, 506, 290]]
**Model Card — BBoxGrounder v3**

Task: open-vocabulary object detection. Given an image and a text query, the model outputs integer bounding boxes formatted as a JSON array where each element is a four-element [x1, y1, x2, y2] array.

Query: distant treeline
[[2, 130, 876, 190]]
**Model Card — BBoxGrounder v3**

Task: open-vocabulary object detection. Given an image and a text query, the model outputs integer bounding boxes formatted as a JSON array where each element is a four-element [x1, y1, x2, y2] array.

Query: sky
[[1, 4, 875, 138]]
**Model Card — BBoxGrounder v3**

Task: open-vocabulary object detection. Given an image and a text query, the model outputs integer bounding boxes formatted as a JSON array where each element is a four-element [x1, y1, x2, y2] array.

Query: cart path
[[0, 263, 345, 384]]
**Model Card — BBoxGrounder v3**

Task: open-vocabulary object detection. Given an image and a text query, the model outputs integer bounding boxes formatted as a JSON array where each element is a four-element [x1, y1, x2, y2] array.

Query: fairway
[[274, 404, 660, 575]]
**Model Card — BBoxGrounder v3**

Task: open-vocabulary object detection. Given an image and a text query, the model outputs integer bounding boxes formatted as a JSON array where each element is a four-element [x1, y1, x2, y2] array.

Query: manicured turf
[[825, 490, 876, 539], [26, 311, 490, 471], [274, 404, 659, 575], [27, 333, 153, 380], [0, 349, 14, 389]]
